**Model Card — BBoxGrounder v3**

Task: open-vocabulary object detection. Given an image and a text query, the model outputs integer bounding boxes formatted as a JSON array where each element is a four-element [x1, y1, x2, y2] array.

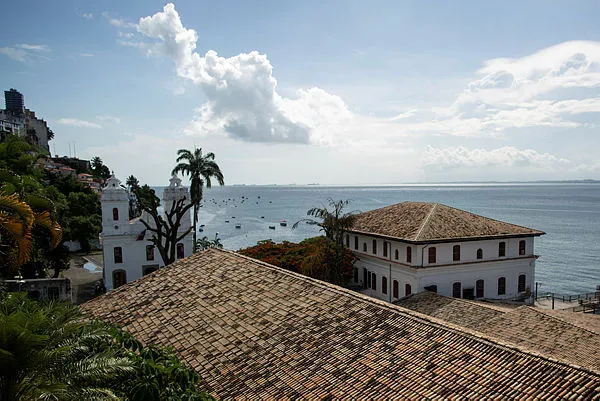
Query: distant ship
[[280, 220, 287, 227]]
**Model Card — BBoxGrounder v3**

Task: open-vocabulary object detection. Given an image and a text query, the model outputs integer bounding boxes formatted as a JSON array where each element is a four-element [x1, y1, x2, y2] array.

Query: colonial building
[[100, 174, 193, 290], [346, 202, 544, 303]]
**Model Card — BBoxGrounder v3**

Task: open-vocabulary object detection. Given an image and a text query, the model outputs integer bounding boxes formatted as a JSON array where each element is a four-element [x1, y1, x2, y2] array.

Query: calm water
[[156, 183, 600, 295]]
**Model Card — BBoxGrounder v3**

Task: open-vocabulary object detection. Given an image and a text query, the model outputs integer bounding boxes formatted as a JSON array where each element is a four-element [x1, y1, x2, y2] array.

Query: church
[[100, 174, 193, 290], [346, 202, 545, 303]]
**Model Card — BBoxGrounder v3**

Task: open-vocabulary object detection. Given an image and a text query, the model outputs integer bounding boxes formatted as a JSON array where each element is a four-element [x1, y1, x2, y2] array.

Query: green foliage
[[239, 236, 356, 284], [195, 236, 223, 252], [91, 156, 111, 179], [0, 292, 214, 400]]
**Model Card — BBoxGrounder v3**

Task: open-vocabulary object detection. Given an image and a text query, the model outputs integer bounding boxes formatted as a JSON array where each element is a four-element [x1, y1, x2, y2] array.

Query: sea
[[154, 183, 600, 295]]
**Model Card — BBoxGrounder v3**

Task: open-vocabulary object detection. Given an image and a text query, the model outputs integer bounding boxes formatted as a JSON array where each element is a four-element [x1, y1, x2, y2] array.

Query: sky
[[1, 1, 600, 185]]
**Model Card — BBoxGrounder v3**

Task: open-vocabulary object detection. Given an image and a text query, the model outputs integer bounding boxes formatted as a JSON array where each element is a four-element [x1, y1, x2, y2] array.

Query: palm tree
[[125, 175, 139, 190], [172, 148, 224, 249]]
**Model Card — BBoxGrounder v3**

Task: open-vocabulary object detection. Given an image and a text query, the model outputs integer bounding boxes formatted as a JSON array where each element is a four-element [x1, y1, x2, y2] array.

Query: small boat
[[198, 228, 204, 232], [280, 220, 287, 227], [260, 216, 265, 219], [235, 224, 241, 229], [306, 221, 318, 225], [269, 225, 276, 229], [200, 224, 205, 227], [225, 220, 230, 223]]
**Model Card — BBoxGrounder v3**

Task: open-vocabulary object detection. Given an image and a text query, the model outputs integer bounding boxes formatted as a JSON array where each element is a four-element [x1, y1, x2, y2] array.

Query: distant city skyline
[[1, 1, 599, 185]]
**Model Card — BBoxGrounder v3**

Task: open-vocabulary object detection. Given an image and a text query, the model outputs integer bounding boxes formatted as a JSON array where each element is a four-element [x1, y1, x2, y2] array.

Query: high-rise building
[[4, 88, 24, 115]]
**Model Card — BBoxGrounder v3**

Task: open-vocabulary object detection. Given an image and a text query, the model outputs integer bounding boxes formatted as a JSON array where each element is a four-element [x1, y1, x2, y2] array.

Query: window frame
[[519, 240, 526, 255], [476, 248, 483, 260], [499, 241, 506, 257], [498, 277, 506, 295], [476, 279, 484, 298], [393, 280, 399, 298], [453, 245, 461, 261], [383, 241, 388, 258], [176, 243, 185, 259], [372, 239, 377, 255], [452, 282, 462, 298], [146, 245, 154, 261], [518, 274, 526, 293], [382, 276, 387, 295], [354, 236, 359, 250], [113, 269, 126, 289], [371, 273, 377, 291], [112, 207, 119, 221], [406, 247, 412, 263], [113, 247, 123, 264], [428, 247, 436, 264]]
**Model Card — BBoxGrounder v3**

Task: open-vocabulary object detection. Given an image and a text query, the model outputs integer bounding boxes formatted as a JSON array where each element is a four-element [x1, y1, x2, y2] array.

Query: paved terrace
[[82, 249, 600, 399]]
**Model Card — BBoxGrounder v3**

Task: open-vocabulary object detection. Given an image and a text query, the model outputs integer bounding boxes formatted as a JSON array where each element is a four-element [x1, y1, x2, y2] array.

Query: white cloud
[[57, 118, 102, 129], [422, 146, 572, 170], [102, 11, 137, 29], [82, 13, 93, 20], [135, 3, 352, 144], [0, 44, 50, 62], [96, 115, 120, 124]]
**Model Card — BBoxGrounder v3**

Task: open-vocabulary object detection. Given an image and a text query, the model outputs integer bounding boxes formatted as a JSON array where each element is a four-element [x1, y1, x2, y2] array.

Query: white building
[[346, 202, 544, 304], [101, 174, 194, 290]]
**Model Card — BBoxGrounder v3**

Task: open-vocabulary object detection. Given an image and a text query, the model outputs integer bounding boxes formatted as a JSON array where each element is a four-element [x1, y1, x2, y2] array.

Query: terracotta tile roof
[[397, 291, 600, 373], [350, 202, 545, 242], [82, 249, 600, 399]]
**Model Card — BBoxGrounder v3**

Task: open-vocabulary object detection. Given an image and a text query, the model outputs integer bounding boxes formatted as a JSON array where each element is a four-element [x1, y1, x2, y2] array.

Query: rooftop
[[350, 201, 545, 243], [82, 249, 599, 399]]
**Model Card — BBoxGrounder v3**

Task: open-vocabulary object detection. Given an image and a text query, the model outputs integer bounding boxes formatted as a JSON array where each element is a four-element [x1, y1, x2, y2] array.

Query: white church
[[100, 174, 194, 290], [346, 202, 545, 304]]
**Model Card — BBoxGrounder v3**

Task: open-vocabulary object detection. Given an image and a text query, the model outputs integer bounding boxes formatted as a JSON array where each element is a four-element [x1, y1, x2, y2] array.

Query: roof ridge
[[519, 306, 600, 336], [414, 203, 437, 241], [207, 249, 600, 375]]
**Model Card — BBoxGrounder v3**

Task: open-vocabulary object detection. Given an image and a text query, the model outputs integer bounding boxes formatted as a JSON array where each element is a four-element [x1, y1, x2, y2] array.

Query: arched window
[[113, 270, 126, 289], [113, 247, 123, 264], [372, 239, 377, 255], [176, 243, 185, 259], [406, 247, 412, 263], [143, 266, 158, 276], [518, 274, 526, 292], [383, 242, 388, 257], [112, 207, 119, 221], [428, 247, 436, 264], [519, 240, 526, 255], [498, 277, 506, 295], [453, 245, 460, 261], [394, 249, 399, 260], [371, 273, 377, 291], [146, 245, 154, 261], [476, 248, 483, 260], [345, 234, 349, 248], [499, 242, 506, 257], [476, 279, 484, 298], [382, 276, 388, 294], [405, 283, 412, 296], [354, 236, 359, 250], [363, 242, 367, 252], [452, 282, 462, 298], [353, 268, 358, 283], [393, 280, 399, 298]]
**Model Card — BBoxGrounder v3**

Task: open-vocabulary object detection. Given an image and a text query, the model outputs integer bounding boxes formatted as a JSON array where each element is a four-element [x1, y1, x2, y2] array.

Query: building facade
[[346, 202, 544, 304], [1, 88, 52, 152], [101, 174, 193, 290]]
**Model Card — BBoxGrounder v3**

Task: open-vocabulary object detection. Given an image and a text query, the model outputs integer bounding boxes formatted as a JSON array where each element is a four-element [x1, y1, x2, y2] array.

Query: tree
[[91, 156, 110, 179], [125, 174, 139, 190], [172, 148, 224, 251], [293, 199, 357, 285], [133, 185, 194, 266], [196, 235, 223, 251]]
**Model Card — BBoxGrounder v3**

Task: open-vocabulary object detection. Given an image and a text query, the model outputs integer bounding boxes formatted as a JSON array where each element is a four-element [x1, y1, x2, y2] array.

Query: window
[[453, 245, 461, 261], [452, 282, 462, 298], [372, 273, 377, 291], [476, 279, 484, 298], [113, 270, 126, 289], [382, 276, 387, 294], [428, 247, 436, 264], [112, 207, 119, 221], [394, 249, 399, 260], [363, 268, 368, 289], [406, 247, 412, 263], [393, 280, 399, 298], [405, 283, 412, 296], [476, 248, 483, 260], [498, 277, 506, 295], [146, 245, 154, 261], [353, 267, 359, 283], [143, 266, 158, 275], [518, 274, 526, 292], [372, 239, 377, 255], [424, 285, 437, 293], [176, 243, 185, 259], [47, 287, 60, 300], [354, 236, 359, 250], [499, 242, 506, 257], [113, 247, 123, 264], [363, 242, 367, 252], [383, 242, 388, 257], [345, 234, 349, 248], [519, 240, 526, 255], [367, 271, 372, 288]]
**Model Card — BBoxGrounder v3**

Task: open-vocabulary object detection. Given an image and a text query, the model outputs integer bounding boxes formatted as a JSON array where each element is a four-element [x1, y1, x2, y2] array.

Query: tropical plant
[[0, 292, 213, 400], [196, 235, 223, 251], [293, 199, 358, 285], [125, 174, 139, 190], [172, 148, 224, 250]]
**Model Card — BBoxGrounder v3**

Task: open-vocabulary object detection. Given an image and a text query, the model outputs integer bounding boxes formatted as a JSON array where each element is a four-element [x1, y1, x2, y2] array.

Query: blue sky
[[1, 1, 600, 185]]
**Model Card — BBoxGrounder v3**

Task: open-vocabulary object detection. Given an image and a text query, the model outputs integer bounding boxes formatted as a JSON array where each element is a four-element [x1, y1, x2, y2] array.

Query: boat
[[260, 216, 265, 219], [225, 220, 229, 223], [306, 221, 318, 225], [198, 228, 204, 232], [235, 224, 241, 229], [269, 225, 276, 229], [280, 220, 287, 227]]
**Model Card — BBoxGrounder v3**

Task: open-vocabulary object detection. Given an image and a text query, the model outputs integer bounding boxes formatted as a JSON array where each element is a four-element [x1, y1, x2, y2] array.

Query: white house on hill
[[346, 202, 545, 304], [100, 174, 193, 290]]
